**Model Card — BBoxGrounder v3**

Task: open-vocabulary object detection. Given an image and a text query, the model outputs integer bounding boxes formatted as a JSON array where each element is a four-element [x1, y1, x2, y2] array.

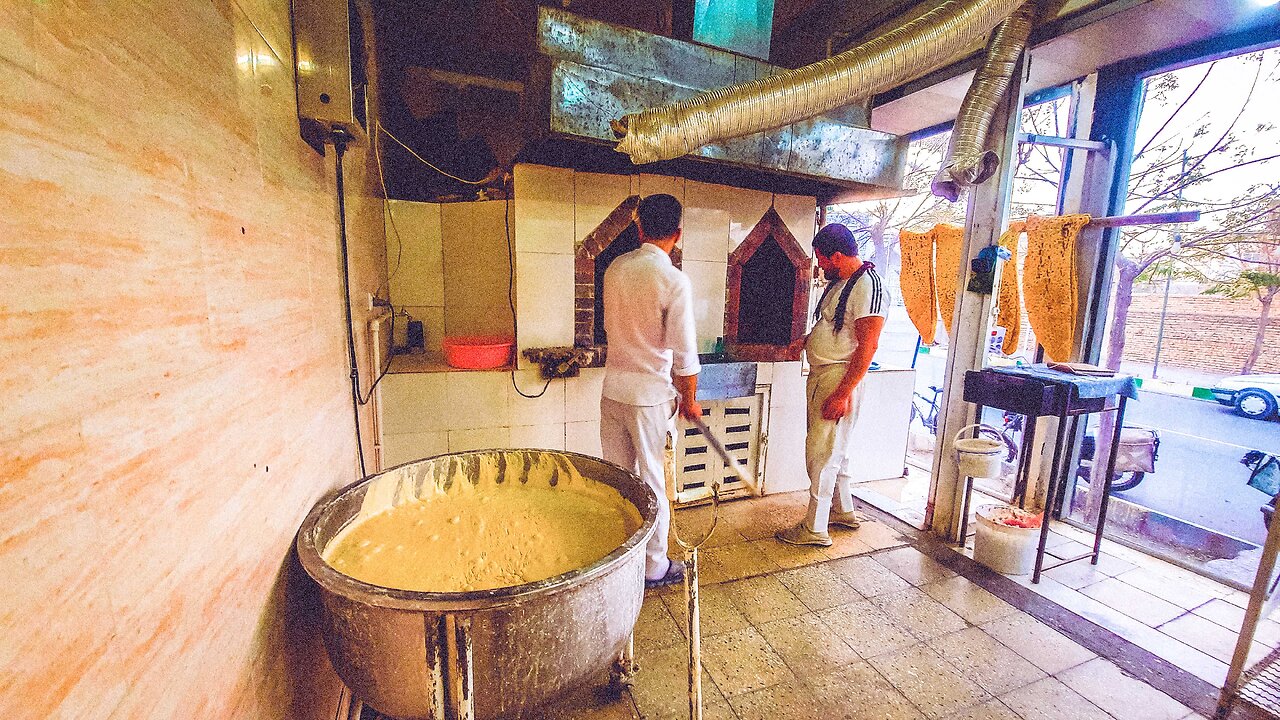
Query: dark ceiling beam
[[769, 0, 909, 66]]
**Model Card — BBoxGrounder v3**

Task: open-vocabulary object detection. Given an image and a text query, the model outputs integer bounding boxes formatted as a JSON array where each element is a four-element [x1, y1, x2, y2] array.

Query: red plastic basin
[[442, 335, 514, 370]]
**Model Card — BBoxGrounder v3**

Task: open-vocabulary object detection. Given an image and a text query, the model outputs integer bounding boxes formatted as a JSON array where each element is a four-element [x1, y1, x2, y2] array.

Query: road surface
[[1094, 393, 1279, 545]]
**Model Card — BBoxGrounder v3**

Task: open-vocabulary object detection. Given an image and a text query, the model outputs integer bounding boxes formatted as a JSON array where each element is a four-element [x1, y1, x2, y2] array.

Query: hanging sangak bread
[[1024, 214, 1091, 362], [932, 224, 966, 338], [898, 227, 938, 344], [996, 222, 1025, 355]]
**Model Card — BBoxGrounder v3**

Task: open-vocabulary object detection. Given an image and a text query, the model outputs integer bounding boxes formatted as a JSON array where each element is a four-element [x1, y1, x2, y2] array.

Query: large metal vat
[[296, 449, 658, 719]]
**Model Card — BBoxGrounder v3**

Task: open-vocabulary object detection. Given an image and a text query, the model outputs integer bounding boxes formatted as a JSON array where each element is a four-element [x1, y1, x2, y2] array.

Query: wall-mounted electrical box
[[291, 0, 368, 148]]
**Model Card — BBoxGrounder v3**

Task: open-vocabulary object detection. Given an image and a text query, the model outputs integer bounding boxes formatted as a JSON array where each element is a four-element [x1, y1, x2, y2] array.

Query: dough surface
[[324, 457, 642, 592]]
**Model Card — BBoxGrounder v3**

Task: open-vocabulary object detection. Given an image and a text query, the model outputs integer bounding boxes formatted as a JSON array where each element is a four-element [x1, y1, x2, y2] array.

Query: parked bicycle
[[911, 385, 1018, 463], [910, 386, 944, 435]]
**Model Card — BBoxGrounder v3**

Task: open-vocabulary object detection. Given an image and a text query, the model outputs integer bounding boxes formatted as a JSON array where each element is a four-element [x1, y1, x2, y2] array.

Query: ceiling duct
[[612, 0, 1028, 165], [530, 7, 909, 196], [932, 0, 1038, 201]]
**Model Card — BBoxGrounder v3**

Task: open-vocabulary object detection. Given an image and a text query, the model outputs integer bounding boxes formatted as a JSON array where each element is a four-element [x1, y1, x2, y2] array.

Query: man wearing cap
[[777, 223, 889, 546], [600, 193, 702, 588]]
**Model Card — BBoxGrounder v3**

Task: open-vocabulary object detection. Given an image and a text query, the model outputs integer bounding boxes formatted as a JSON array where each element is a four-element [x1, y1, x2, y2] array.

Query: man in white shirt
[[600, 193, 702, 588], [777, 223, 889, 546]]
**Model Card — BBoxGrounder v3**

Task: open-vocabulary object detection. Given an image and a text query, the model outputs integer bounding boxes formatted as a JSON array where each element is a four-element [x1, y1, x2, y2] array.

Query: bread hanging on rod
[[1023, 214, 1091, 362], [996, 222, 1025, 355], [899, 227, 939, 344], [933, 224, 967, 338]]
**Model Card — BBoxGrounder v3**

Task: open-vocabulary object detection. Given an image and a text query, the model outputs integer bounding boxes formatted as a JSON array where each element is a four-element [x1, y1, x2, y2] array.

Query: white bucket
[[954, 424, 1003, 478], [973, 504, 1040, 575]]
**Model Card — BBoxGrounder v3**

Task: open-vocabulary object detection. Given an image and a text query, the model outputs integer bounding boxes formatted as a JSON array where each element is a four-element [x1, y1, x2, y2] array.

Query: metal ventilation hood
[[523, 8, 909, 200]]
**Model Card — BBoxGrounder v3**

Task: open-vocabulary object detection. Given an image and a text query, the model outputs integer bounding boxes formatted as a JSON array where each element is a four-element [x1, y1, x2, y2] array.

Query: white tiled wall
[[510, 164, 817, 356], [378, 165, 826, 493], [683, 259, 728, 352], [441, 201, 514, 340], [377, 362, 820, 494], [386, 200, 445, 354], [385, 198, 515, 355], [574, 171, 631, 242], [513, 164, 574, 255], [378, 369, 597, 465]]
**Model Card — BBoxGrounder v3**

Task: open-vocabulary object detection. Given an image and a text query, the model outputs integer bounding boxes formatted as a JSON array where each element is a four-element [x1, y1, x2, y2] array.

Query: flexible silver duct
[[612, 0, 1028, 165], [931, 1, 1037, 201]]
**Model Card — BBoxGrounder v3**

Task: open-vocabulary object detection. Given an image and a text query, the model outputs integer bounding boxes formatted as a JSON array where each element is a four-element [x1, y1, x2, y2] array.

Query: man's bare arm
[[821, 315, 886, 420], [673, 372, 702, 421]]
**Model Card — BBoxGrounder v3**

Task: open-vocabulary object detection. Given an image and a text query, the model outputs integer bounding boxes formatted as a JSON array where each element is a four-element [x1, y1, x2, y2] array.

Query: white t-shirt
[[805, 265, 889, 366], [602, 243, 701, 406]]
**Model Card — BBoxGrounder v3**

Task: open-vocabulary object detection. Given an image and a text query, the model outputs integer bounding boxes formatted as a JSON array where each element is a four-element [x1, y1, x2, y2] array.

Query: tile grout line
[[880, 513, 1222, 718]]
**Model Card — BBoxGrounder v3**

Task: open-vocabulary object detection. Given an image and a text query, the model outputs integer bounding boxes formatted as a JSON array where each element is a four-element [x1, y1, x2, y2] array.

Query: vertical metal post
[[1157, 149, 1182, 379], [1032, 413, 1071, 584], [1092, 396, 1127, 562], [686, 546, 702, 720], [444, 614, 474, 720], [929, 52, 1028, 541]]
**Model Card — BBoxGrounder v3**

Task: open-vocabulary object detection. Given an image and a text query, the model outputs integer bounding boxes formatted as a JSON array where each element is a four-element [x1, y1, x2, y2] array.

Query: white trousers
[[804, 363, 866, 533], [600, 396, 676, 580]]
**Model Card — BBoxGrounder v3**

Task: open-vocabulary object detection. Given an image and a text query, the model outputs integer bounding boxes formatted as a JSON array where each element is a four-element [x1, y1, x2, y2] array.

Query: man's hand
[[678, 396, 703, 423], [786, 334, 808, 356], [673, 373, 702, 422], [821, 387, 853, 420]]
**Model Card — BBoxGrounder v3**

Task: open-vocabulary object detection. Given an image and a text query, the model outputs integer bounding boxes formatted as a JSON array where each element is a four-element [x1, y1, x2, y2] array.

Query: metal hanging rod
[[1085, 210, 1200, 228], [1017, 132, 1109, 153], [1009, 210, 1201, 229]]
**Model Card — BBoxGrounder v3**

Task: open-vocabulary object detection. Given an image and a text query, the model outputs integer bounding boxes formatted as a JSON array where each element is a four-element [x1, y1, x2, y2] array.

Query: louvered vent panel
[[674, 393, 765, 506]]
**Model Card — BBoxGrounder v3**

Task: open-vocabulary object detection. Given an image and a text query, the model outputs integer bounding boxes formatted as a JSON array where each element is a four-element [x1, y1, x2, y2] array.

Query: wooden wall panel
[[0, 0, 387, 717]]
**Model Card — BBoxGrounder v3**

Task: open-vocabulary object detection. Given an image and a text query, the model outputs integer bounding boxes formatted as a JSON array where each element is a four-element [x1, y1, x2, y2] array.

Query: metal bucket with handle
[[954, 423, 1005, 478]]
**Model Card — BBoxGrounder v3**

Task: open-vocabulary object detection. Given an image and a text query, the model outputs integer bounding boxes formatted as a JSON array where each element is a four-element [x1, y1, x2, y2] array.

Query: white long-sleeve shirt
[[602, 243, 701, 406]]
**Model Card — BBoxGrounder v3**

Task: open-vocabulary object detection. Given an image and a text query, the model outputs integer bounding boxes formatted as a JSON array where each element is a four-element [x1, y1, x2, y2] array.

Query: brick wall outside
[[1120, 295, 1279, 375]]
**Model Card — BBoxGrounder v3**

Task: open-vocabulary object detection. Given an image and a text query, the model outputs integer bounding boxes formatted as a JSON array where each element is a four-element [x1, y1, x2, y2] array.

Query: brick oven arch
[[724, 206, 811, 361], [574, 194, 682, 348]]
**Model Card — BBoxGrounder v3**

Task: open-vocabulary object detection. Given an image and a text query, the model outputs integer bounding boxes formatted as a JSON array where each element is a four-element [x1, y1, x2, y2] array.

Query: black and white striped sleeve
[[852, 268, 889, 320]]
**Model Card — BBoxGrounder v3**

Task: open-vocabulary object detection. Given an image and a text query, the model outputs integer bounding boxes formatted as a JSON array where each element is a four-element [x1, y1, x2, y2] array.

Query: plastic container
[[442, 335, 514, 370], [973, 504, 1040, 575], [954, 424, 1004, 478]]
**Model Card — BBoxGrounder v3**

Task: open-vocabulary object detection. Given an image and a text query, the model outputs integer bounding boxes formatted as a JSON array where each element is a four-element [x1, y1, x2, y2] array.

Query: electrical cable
[[332, 686, 348, 720], [333, 135, 368, 478], [377, 121, 491, 185], [504, 193, 552, 399], [374, 113, 405, 297], [354, 118, 397, 407]]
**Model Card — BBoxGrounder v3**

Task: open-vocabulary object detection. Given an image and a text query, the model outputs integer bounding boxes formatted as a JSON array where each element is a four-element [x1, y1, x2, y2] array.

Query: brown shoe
[[829, 511, 862, 530], [775, 523, 833, 547]]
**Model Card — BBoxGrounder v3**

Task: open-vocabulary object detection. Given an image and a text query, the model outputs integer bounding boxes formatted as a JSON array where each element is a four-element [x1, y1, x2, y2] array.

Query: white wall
[[377, 164, 826, 492]]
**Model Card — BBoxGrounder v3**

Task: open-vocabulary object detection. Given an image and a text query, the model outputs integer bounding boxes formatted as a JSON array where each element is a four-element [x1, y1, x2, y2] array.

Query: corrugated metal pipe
[[611, 0, 1029, 165], [931, 0, 1038, 201]]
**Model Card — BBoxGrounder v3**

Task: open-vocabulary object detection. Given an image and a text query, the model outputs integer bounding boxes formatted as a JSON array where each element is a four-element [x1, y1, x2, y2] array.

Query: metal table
[[960, 366, 1137, 583]]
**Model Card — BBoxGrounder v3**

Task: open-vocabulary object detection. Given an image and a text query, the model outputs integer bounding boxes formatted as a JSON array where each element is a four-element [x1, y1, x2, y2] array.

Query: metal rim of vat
[[295, 448, 659, 612]]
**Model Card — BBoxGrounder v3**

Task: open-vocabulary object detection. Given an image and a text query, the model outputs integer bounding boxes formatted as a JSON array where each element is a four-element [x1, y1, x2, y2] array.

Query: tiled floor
[[544, 492, 1210, 720], [971, 520, 1271, 690], [857, 448, 1270, 694]]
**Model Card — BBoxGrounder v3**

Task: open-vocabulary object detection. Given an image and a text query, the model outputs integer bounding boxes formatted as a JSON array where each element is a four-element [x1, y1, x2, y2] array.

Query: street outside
[[1104, 392, 1279, 546], [910, 351, 1280, 547]]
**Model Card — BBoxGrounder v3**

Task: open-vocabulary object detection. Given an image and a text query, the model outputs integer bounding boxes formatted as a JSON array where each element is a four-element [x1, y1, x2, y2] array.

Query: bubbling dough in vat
[[323, 455, 643, 592]]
